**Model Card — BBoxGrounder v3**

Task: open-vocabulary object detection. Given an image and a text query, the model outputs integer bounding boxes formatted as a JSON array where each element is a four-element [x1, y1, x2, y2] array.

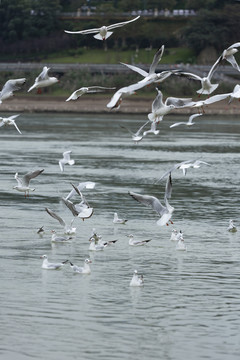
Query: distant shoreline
[[0, 95, 239, 115]]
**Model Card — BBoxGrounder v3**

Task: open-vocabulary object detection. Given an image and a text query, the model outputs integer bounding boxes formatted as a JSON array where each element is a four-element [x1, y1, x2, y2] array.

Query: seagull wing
[[45, 208, 66, 227], [188, 113, 202, 124], [22, 169, 44, 186], [66, 88, 84, 101], [165, 97, 192, 108], [14, 172, 23, 186], [62, 197, 79, 217], [1, 78, 26, 94], [170, 122, 186, 128], [120, 62, 148, 77], [149, 45, 165, 75], [203, 93, 231, 105], [207, 55, 222, 80], [152, 88, 164, 112], [107, 16, 140, 30], [37, 66, 50, 81], [11, 120, 22, 134], [128, 191, 165, 216], [64, 27, 100, 35]]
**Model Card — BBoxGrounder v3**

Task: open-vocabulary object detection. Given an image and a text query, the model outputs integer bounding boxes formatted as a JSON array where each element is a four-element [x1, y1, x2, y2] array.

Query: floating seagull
[[113, 212, 128, 224], [170, 229, 179, 241], [130, 270, 144, 287], [128, 234, 151, 246], [88, 237, 105, 251], [64, 16, 140, 40], [170, 113, 202, 128], [176, 56, 222, 95], [13, 169, 44, 197], [120, 120, 149, 143], [148, 88, 192, 122], [59, 150, 75, 172], [28, 66, 58, 93], [143, 121, 160, 136], [0, 78, 26, 103], [221, 42, 240, 72], [65, 181, 96, 201], [0, 114, 22, 134], [40, 254, 68, 270], [227, 219, 237, 232], [45, 208, 76, 235], [51, 230, 72, 242], [66, 86, 116, 101], [69, 259, 92, 274], [62, 184, 94, 221], [129, 174, 174, 226]]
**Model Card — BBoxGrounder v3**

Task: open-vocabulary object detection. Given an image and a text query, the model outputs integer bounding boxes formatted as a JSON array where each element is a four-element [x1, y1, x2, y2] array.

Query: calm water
[[1, 112, 240, 360]]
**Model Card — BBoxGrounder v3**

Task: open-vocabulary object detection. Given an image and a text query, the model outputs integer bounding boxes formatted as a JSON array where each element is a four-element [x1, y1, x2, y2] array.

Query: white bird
[[64, 16, 140, 40], [148, 88, 192, 122], [51, 230, 72, 242], [65, 181, 96, 201], [227, 219, 237, 232], [0, 78, 26, 103], [40, 254, 68, 270], [45, 208, 76, 235], [221, 42, 240, 72], [130, 270, 144, 287], [176, 232, 187, 251], [120, 120, 150, 143], [170, 113, 202, 128], [170, 229, 179, 241], [128, 234, 151, 246], [59, 150, 75, 172], [69, 259, 92, 274], [113, 212, 128, 224], [28, 66, 58, 93], [143, 121, 160, 136], [0, 114, 22, 134], [176, 56, 222, 95], [88, 237, 105, 251], [66, 86, 116, 101], [228, 84, 240, 104], [186, 92, 231, 113], [129, 174, 174, 226], [13, 169, 44, 197], [62, 184, 94, 221]]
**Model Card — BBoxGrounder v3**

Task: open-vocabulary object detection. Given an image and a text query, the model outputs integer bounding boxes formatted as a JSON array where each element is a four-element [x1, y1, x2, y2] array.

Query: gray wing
[[203, 93, 231, 105], [149, 45, 165, 75], [165, 97, 192, 108], [128, 191, 165, 216], [45, 208, 66, 227], [62, 197, 79, 217], [64, 27, 100, 35], [136, 120, 150, 135], [107, 16, 140, 30], [208, 55, 222, 80], [165, 174, 172, 199], [155, 160, 192, 183], [120, 62, 148, 77], [175, 71, 202, 81], [22, 169, 44, 186], [1, 78, 26, 94], [152, 88, 164, 112], [37, 67, 50, 81]]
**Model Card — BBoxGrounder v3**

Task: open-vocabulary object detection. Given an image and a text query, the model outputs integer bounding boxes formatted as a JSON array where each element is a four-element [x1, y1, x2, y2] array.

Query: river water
[[0, 112, 240, 360]]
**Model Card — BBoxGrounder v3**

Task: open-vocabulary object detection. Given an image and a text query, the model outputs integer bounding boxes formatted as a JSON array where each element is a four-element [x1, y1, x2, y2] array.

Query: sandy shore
[[0, 95, 239, 115]]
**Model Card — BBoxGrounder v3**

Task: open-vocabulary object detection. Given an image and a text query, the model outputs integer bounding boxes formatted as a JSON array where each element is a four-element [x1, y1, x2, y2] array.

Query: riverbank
[[0, 95, 239, 115]]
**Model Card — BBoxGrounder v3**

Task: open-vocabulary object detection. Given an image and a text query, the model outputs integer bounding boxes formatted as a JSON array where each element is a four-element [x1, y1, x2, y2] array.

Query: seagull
[[66, 86, 116, 101], [130, 270, 144, 287], [227, 219, 237, 232], [221, 42, 240, 72], [120, 120, 150, 143], [113, 212, 128, 224], [28, 66, 58, 93], [59, 150, 75, 172], [176, 232, 187, 251], [228, 84, 240, 104], [13, 169, 44, 197], [129, 174, 174, 226], [40, 254, 68, 270], [65, 181, 96, 201], [37, 226, 45, 236], [170, 229, 179, 241], [148, 88, 192, 122], [62, 184, 94, 221], [176, 56, 222, 95], [170, 113, 202, 128], [51, 230, 72, 242], [0, 114, 22, 134], [45, 208, 76, 235], [0, 78, 26, 103], [143, 121, 160, 136], [69, 259, 92, 274], [128, 234, 151, 246], [64, 16, 140, 40], [88, 237, 105, 251], [186, 92, 231, 113]]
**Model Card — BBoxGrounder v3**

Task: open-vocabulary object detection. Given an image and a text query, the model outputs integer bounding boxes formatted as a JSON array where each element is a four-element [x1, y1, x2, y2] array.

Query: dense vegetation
[[0, 0, 239, 63]]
